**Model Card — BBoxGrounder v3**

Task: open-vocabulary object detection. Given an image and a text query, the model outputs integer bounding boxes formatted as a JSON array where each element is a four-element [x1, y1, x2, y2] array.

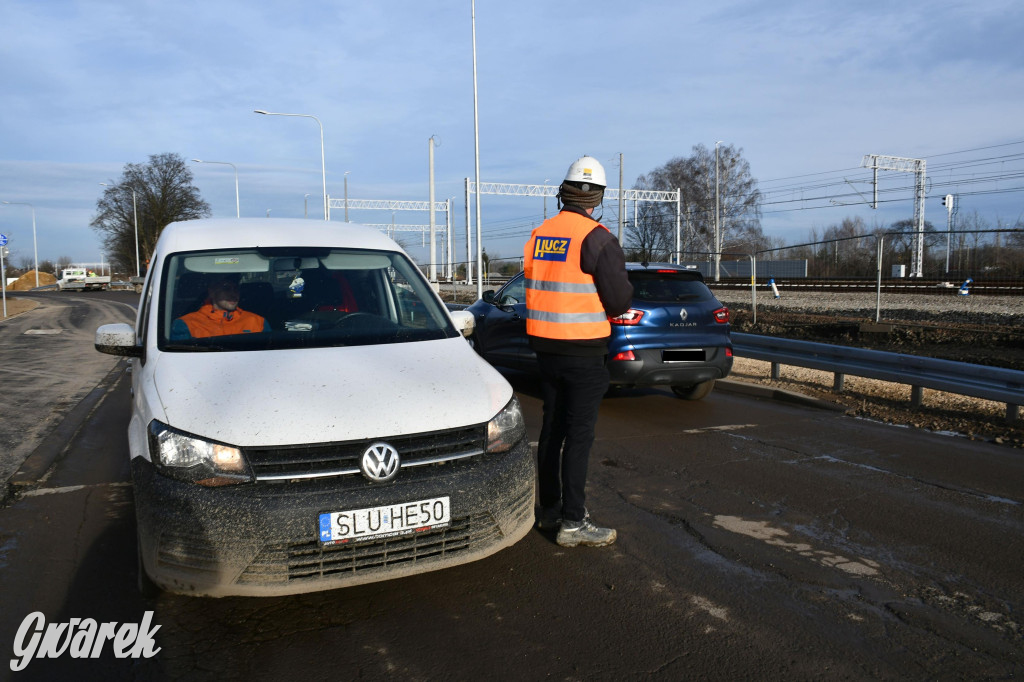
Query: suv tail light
[[713, 307, 729, 324], [610, 309, 644, 325], [610, 350, 637, 362]]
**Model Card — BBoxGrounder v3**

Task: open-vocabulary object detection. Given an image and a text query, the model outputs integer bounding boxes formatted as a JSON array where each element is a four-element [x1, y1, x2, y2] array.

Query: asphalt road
[[1, 291, 1021, 680]]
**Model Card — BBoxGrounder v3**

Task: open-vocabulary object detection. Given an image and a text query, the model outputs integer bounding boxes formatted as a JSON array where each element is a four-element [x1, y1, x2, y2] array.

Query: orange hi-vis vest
[[177, 304, 266, 338], [524, 211, 611, 340]]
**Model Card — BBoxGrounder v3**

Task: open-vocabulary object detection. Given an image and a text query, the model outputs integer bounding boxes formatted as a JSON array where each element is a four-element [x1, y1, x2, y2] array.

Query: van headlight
[[148, 421, 254, 486], [486, 397, 526, 453]]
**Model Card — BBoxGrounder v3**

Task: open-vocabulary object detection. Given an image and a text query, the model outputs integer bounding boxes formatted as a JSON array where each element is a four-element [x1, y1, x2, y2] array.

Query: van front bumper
[[132, 438, 535, 597]]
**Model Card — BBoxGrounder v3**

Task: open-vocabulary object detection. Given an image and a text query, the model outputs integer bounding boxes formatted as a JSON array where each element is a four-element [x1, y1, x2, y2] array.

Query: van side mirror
[[95, 323, 143, 358], [448, 310, 476, 338]]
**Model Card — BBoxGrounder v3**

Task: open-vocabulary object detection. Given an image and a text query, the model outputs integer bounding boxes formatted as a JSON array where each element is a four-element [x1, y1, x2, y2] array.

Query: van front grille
[[244, 424, 487, 481]]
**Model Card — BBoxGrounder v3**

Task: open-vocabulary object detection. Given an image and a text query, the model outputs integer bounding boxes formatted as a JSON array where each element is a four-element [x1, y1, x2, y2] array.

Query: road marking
[[811, 455, 1020, 506], [680, 424, 757, 434], [690, 595, 729, 621], [23, 329, 63, 335], [712, 514, 880, 577], [22, 481, 132, 497], [0, 365, 87, 380]]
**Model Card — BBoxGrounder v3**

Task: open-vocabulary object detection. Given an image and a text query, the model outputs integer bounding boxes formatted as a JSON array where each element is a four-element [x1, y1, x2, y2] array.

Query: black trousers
[[535, 352, 610, 523]]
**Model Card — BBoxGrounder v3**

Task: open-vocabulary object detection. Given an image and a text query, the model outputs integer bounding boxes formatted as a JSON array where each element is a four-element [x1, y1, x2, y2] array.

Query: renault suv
[[466, 263, 732, 399]]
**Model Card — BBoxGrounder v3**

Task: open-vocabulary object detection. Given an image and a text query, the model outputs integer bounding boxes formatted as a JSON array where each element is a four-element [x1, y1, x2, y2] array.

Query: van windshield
[[158, 248, 458, 351]]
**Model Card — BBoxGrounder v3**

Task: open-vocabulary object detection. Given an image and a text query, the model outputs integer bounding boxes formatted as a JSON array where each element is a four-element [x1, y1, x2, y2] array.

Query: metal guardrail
[[732, 333, 1023, 424]]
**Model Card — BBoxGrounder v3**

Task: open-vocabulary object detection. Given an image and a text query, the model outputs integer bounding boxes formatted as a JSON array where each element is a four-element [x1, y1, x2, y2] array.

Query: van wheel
[[136, 529, 162, 598], [671, 380, 715, 400]]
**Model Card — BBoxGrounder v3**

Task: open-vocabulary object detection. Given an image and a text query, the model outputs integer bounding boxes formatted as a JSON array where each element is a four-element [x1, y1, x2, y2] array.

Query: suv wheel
[[671, 380, 715, 400]]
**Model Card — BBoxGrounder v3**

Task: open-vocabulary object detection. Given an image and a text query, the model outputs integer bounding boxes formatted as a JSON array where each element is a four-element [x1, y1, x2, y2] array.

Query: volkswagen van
[[95, 218, 534, 597]]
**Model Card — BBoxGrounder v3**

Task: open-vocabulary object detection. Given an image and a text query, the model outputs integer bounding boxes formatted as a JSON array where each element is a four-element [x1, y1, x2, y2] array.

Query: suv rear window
[[627, 271, 713, 303]]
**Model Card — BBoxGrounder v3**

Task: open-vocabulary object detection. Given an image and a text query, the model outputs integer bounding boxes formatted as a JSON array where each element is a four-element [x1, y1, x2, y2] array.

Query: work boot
[[535, 506, 562, 531], [556, 513, 617, 547]]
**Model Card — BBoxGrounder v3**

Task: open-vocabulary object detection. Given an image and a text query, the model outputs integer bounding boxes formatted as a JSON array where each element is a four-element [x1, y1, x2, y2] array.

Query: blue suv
[[466, 263, 733, 399]]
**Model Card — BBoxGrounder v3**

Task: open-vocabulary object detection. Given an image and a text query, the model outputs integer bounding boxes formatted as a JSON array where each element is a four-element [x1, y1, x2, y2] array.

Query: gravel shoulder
[[726, 357, 1023, 448], [711, 288, 1024, 449], [0, 297, 38, 320]]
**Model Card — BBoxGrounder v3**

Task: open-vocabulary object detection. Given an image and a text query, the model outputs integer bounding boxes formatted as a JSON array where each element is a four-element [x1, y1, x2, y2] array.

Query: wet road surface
[[0, 292, 1021, 680]]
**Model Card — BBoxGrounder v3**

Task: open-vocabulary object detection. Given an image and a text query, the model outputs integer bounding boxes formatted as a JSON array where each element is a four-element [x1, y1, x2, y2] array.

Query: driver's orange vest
[[523, 212, 611, 340]]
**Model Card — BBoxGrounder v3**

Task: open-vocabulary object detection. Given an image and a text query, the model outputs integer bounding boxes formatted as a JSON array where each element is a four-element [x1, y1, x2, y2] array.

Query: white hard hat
[[564, 155, 607, 188]]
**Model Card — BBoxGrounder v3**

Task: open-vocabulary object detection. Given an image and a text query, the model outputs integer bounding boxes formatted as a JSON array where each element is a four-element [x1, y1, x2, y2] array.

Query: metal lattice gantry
[[466, 180, 686, 262], [861, 154, 927, 277], [327, 197, 453, 279]]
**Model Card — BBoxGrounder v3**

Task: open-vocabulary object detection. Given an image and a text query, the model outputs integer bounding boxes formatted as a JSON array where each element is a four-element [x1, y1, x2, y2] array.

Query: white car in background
[[96, 218, 534, 597]]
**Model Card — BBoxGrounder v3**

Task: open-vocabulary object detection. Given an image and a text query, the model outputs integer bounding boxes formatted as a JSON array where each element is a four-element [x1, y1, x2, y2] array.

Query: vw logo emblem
[[678, 308, 689, 322], [360, 442, 401, 483]]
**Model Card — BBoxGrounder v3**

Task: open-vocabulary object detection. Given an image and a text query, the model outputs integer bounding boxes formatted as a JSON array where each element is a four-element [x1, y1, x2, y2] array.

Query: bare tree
[[92, 153, 210, 274], [624, 176, 675, 261], [631, 144, 762, 260]]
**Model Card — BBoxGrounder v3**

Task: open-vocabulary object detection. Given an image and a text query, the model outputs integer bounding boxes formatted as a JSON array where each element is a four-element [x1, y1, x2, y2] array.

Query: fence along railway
[[709, 278, 1023, 295]]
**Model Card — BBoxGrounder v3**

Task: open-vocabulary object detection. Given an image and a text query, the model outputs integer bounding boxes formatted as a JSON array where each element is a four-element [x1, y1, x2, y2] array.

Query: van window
[[158, 248, 458, 351]]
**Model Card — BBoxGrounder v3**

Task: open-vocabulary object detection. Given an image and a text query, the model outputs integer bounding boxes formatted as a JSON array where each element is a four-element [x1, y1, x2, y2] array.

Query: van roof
[[154, 218, 407, 255]]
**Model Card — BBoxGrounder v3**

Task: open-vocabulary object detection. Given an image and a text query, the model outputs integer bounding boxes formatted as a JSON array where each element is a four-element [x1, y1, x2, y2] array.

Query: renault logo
[[360, 443, 401, 483], [678, 308, 689, 322]]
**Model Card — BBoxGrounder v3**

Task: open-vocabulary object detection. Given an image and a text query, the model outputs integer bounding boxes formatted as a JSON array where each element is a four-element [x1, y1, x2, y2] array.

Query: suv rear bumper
[[608, 347, 732, 387], [132, 438, 534, 597]]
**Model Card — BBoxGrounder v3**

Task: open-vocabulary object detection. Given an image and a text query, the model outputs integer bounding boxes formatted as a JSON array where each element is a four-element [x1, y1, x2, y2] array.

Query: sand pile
[[5, 270, 57, 291]]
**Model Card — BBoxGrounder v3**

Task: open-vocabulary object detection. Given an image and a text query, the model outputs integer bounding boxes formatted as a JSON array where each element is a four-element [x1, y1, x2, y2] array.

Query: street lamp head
[[254, 110, 268, 115], [192, 158, 203, 163]]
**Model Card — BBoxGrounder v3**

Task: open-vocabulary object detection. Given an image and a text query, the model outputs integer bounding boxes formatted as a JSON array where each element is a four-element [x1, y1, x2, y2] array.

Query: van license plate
[[319, 496, 451, 546]]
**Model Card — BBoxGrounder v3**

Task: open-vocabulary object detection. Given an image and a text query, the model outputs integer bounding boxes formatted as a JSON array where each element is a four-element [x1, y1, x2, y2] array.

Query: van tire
[[136, 529, 162, 598]]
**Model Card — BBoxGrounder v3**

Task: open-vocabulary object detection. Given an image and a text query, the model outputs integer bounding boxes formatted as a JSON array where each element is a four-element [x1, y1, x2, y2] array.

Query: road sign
[[0, 233, 8, 246]]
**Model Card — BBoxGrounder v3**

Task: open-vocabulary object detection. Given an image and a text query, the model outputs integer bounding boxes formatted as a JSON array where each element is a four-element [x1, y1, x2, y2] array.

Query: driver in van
[[170, 273, 270, 339]]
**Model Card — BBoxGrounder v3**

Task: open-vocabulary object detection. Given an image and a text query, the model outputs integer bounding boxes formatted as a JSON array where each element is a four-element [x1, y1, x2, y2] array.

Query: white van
[[95, 218, 534, 597]]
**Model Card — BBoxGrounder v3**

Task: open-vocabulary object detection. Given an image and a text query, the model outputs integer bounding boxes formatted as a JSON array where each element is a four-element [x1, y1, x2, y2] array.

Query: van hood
[[150, 337, 513, 447]]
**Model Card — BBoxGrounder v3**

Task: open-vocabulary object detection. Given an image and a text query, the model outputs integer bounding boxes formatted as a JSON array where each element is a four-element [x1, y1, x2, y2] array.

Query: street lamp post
[[543, 179, 550, 220], [471, 0, 484, 300], [344, 171, 350, 222], [1, 201, 39, 288], [99, 184, 140, 277], [254, 110, 328, 221], [304, 194, 311, 219], [191, 159, 240, 218]]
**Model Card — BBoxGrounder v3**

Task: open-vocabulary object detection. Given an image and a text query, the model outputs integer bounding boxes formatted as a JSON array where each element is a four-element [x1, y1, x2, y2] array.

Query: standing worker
[[524, 155, 633, 547]]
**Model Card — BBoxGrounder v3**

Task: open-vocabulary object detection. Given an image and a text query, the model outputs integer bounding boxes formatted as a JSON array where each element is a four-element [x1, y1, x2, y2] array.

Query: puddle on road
[[712, 515, 880, 577]]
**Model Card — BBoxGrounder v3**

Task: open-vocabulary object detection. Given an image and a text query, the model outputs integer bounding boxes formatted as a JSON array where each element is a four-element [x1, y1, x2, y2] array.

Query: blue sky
[[1, 0, 1022, 271]]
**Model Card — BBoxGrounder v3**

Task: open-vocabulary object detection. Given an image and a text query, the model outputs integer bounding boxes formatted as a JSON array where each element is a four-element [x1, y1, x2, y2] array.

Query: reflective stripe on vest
[[523, 211, 611, 340]]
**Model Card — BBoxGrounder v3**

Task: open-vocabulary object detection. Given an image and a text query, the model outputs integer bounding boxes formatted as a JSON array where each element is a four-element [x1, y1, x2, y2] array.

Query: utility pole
[[714, 141, 723, 282], [618, 152, 624, 242], [942, 193, 957, 274], [428, 136, 437, 282]]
